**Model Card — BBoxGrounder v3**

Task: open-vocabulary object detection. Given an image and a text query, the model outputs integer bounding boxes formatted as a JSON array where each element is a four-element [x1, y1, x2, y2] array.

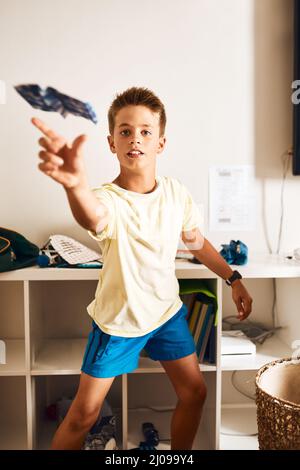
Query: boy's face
[[107, 105, 166, 173]]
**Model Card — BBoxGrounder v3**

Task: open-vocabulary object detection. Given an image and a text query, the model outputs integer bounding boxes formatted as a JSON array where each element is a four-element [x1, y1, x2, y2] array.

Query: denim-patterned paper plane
[[14, 84, 98, 124]]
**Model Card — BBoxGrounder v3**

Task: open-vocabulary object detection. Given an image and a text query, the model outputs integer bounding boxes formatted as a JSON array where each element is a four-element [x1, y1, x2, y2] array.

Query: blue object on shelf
[[37, 254, 51, 267], [219, 240, 248, 265], [56, 261, 102, 269]]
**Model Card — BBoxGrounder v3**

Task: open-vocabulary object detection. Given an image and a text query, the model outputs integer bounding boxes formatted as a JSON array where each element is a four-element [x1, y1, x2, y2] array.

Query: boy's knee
[[180, 382, 207, 407], [191, 383, 207, 406], [67, 403, 100, 432]]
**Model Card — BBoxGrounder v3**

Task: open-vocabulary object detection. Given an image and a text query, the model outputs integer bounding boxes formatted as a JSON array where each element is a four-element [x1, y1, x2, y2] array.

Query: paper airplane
[[14, 84, 98, 124]]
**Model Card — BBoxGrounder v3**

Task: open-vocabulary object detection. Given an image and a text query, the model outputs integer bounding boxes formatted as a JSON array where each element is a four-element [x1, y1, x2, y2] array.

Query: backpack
[[0, 227, 40, 272]]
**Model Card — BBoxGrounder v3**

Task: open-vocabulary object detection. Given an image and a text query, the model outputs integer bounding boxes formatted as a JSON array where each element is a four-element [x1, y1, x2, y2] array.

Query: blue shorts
[[81, 303, 196, 378]]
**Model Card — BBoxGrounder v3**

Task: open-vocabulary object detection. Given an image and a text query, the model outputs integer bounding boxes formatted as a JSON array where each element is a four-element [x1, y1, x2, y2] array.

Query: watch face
[[227, 271, 242, 285]]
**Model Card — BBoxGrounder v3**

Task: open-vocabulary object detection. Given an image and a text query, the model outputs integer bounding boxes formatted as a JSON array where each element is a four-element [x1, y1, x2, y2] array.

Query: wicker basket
[[256, 357, 300, 449]]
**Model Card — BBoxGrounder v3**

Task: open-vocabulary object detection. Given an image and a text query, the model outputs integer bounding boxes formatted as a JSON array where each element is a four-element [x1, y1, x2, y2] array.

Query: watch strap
[[225, 270, 242, 286]]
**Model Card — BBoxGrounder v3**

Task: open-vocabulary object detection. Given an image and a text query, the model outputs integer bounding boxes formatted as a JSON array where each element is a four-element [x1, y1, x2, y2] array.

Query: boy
[[32, 87, 252, 450]]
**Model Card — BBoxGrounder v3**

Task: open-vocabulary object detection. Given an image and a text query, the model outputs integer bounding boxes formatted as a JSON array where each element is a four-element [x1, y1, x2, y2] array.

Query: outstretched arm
[[32, 117, 109, 233]]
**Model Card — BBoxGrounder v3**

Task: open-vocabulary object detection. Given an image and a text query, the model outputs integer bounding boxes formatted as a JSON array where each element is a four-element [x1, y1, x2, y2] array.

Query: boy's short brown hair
[[108, 87, 166, 137]]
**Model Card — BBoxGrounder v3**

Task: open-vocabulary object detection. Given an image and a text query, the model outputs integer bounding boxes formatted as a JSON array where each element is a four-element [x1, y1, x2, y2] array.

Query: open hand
[[32, 117, 88, 189]]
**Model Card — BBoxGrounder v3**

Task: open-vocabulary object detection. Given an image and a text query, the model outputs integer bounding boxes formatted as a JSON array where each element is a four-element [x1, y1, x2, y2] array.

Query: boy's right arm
[[32, 117, 109, 234], [64, 184, 109, 233]]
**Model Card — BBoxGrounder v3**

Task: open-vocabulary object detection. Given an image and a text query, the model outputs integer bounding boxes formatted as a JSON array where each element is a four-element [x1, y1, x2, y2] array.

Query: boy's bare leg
[[160, 353, 207, 450], [51, 372, 115, 450]]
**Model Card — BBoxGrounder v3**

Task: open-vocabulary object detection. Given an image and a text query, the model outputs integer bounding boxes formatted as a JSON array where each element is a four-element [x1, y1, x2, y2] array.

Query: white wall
[[0, 0, 298, 256]]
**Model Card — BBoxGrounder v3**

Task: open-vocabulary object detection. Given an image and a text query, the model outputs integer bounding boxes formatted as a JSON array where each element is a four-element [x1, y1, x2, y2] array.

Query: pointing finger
[[31, 117, 62, 141]]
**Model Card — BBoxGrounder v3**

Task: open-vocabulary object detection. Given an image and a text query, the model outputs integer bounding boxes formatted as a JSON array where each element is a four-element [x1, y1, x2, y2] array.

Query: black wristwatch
[[225, 270, 242, 286]]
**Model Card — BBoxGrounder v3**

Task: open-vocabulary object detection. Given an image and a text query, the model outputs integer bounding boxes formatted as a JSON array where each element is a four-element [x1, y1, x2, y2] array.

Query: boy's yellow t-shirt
[[87, 175, 202, 337]]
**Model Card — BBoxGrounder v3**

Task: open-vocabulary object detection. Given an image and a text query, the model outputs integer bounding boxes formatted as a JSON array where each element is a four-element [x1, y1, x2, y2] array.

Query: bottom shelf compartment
[[127, 408, 172, 450], [220, 405, 258, 450], [0, 376, 27, 449], [33, 374, 123, 450], [127, 409, 212, 450], [127, 371, 217, 450]]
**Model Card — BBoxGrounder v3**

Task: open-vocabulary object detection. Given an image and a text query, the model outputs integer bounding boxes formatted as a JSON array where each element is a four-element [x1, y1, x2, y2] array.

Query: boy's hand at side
[[182, 229, 253, 321], [32, 117, 88, 190], [230, 279, 253, 321]]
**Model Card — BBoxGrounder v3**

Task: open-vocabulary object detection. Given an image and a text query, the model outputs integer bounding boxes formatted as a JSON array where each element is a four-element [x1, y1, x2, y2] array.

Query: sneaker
[[82, 415, 118, 450], [83, 435, 118, 450], [142, 422, 160, 446]]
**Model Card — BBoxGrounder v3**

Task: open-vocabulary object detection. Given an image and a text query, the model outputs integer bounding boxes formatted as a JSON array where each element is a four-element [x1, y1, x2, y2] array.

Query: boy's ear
[[157, 136, 166, 154], [107, 135, 116, 153]]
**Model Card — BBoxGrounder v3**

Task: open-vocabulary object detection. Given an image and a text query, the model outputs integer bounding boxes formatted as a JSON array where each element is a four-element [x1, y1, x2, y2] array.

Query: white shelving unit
[[0, 253, 299, 450], [220, 405, 259, 450]]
